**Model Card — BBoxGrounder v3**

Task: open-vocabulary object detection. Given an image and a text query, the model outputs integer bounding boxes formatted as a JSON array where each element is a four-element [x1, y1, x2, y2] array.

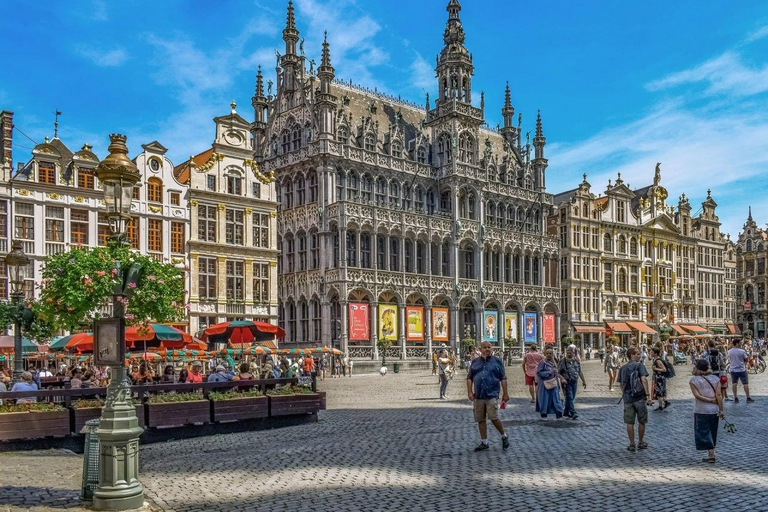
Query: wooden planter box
[[211, 396, 268, 423], [72, 406, 145, 434], [145, 400, 209, 428], [318, 391, 327, 411], [268, 393, 321, 417], [0, 410, 70, 441]]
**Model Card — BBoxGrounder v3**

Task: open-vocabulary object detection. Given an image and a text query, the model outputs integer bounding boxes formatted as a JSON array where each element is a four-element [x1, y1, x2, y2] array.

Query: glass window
[[148, 219, 163, 252], [226, 260, 244, 301], [45, 206, 64, 242], [147, 177, 163, 203], [227, 174, 242, 195], [310, 232, 319, 269], [171, 222, 185, 253], [98, 212, 111, 246], [170, 192, 180, 206], [225, 209, 244, 245], [70, 209, 89, 245], [77, 171, 95, 189], [252, 182, 261, 198], [252, 212, 269, 248], [207, 175, 216, 191], [38, 161, 56, 184], [198, 257, 217, 300], [253, 263, 270, 303], [198, 204, 217, 242]]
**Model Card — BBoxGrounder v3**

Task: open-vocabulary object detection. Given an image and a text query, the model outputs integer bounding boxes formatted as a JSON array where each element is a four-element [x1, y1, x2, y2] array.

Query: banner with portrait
[[523, 312, 538, 343], [504, 311, 518, 342], [483, 310, 498, 342], [348, 303, 370, 341], [432, 307, 449, 342], [406, 306, 425, 341], [378, 304, 398, 341], [543, 313, 556, 343]]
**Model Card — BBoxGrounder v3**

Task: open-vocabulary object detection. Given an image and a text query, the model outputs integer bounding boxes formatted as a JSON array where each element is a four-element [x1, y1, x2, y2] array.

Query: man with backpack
[[618, 347, 652, 451]]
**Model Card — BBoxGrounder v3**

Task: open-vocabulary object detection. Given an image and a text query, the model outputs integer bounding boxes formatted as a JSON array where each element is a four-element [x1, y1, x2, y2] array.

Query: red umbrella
[[126, 324, 194, 349], [201, 320, 285, 345]]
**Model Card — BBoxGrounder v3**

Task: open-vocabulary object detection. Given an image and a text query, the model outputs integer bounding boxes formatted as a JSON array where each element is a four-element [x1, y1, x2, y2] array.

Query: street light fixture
[[92, 134, 144, 511], [4, 240, 29, 383]]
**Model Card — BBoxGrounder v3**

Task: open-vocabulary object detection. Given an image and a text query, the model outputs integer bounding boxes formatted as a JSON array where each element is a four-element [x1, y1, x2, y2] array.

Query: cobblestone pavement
[[2, 360, 767, 512]]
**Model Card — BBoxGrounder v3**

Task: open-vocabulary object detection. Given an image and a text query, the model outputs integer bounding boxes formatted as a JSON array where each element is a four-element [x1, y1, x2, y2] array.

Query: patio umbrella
[[126, 352, 162, 362], [201, 320, 285, 345], [246, 346, 276, 356], [303, 346, 343, 356], [0, 335, 38, 354], [278, 348, 311, 356], [126, 324, 194, 350]]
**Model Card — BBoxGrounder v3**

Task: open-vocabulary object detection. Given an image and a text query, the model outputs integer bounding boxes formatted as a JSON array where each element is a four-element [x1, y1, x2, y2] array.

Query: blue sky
[[1, 0, 767, 237]]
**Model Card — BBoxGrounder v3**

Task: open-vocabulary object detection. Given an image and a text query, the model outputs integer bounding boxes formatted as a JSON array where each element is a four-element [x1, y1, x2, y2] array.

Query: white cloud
[[743, 24, 768, 44], [75, 45, 128, 67], [91, 0, 108, 21], [553, 31, 768, 237], [408, 52, 434, 92], [645, 51, 768, 97]]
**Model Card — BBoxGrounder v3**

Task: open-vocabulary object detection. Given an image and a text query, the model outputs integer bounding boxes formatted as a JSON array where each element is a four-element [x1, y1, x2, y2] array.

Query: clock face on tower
[[225, 130, 243, 146], [149, 158, 160, 171]]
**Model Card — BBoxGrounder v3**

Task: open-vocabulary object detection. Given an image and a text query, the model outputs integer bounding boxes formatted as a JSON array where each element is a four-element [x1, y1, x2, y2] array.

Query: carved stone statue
[[299, 38, 305, 56], [308, 59, 315, 75], [275, 50, 281, 68], [267, 79, 273, 96]]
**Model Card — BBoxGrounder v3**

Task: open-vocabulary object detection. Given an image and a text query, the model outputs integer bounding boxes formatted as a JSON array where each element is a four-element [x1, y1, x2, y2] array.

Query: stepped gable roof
[[173, 148, 214, 185]]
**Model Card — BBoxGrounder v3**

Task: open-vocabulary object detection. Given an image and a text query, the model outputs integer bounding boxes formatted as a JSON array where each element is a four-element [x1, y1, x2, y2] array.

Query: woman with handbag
[[535, 348, 566, 421], [689, 358, 724, 463]]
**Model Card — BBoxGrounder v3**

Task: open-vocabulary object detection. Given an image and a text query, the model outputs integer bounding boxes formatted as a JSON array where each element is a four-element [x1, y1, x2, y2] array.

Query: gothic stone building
[[256, 1, 560, 359]]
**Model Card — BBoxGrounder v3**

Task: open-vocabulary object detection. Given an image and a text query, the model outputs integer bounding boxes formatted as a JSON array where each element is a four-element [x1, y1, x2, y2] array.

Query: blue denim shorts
[[731, 371, 748, 385]]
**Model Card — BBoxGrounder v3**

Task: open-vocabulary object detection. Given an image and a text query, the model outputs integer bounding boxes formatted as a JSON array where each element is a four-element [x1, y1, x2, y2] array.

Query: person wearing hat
[[187, 361, 204, 383], [208, 364, 233, 383]]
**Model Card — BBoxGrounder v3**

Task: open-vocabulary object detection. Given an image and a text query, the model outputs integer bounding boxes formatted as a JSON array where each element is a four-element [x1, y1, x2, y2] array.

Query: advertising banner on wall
[[543, 313, 556, 343], [523, 312, 538, 343], [406, 306, 425, 341], [378, 304, 398, 341], [432, 307, 450, 342], [504, 311, 518, 342], [348, 303, 370, 341], [483, 310, 499, 342]]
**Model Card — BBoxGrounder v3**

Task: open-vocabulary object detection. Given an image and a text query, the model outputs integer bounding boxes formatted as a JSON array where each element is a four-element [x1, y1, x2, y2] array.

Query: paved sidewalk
[[1, 360, 766, 512]]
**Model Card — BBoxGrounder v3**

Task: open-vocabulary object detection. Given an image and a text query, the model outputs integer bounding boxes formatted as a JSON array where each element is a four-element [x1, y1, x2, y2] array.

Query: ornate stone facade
[[176, 105, 279, 334], [552, 164, 736, 347], [257, 2, 560, 359]]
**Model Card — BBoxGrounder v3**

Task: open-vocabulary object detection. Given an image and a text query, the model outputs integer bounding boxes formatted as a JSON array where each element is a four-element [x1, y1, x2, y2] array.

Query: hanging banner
[[432, 307, 450, 342], [378, 304, 398, 341], [543, 313, 556, 343], [504, 311, 518, 342], [523, 312, 538, 343], [483, 310, 498, 342], [348, 303, 370, 341], [406, 306, 425, 341]]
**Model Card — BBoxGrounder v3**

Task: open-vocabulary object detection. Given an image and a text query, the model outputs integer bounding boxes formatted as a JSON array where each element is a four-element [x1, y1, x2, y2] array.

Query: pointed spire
[[535, 109, 543, 138], [504, 82, 511, 108], [425, 92, 430, 111], [707, 188, 711, 199], [749, 205, 753, 221], [583, 173, 587, 183], [286, 1, 296, 31], [480, 91, 484, 113], [443, 0, 465, 46], [282, 1, 299, 54], [321, 31, 332, 68], [256, 65, 264, 97]]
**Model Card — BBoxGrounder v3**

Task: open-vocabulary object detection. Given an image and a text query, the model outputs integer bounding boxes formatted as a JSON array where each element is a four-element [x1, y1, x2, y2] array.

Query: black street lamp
[[4, 240, 29, 383], [91, 134, 144, 511]]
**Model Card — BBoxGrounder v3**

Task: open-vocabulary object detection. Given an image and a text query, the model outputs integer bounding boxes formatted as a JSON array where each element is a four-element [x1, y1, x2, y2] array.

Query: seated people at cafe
[[70, 368, 84, 389], [11, 371, 38, 403], [233, 362, 255, 381], [186, 361, 204, 383], [81, 370, 95, 388], [161, 365, 176, 384], [133, 364, 153, 385], [177, 368, 189, 384], [207, 365, 233, 383]]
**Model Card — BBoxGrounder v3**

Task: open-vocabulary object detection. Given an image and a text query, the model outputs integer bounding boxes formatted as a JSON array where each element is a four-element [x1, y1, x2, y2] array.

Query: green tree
[[37, 245, 186, 332], [0, 299, 54, 343]]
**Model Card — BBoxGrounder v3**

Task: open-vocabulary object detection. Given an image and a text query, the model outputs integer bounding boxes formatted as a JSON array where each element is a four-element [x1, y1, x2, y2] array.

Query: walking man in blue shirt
[[466, 341, 510, 451]]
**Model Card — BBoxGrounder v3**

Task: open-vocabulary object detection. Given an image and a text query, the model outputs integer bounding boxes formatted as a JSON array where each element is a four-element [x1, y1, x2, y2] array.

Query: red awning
[[670, 325, 687, 335], [606, 322, 632, 333], [573, 325, 605, 334], [727, 324, 741, 335], [681, 324, 708, 334], [626, 321, 657, 334]]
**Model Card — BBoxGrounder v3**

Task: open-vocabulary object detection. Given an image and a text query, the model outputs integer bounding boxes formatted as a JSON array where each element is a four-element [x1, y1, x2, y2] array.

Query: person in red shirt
[[522, 345, 545, 403], [186, 361, 204, 383], [303, 356, 315, 376]]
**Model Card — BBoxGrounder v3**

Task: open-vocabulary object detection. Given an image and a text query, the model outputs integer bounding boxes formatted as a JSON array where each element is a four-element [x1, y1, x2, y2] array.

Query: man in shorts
[[522, 344, 544, 403], [728, 339, 753, 403], [617, 347, 652, 451], [467, 341, 510, 451]]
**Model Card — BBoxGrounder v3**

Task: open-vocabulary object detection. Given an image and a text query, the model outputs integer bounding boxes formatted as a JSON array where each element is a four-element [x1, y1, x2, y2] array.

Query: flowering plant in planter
[[209, 389, 263, 401], [0, 402, 65, 413], [147, 392, 203, 404], [37, 245, 186, 331]]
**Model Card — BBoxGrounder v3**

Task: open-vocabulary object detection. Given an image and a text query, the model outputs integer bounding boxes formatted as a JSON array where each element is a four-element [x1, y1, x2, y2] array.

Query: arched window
[[284, 179, 293, 209], [604, 233, 612, 251], [391, 140, 402, 158], [486, 202, 496, 226], [307, 171, 318, 202], [496, 204, 504, 227], [467, 193, 476, 219], [347, 171, 358, 201], [417, 146, 427, 164], [402, 185, 412, 210], [295, 175, 305, 206], [517, 207, 525, 228], [375, 177, 386, 206], [459, 133, 474, 164], [437, 133, 451, 165], [389, 181, 400, 207], [605, 301, 613, 315], [281, 130, 290, 153], [631, 302, 638, 316], [630, 237, 638, 256], [582, 203, 589, 217], [619, 235, 627, 254], [461, 245, 475, 279], [364, 133, 376, 152], [291, 126, 302, 151], [620, 302, 629, 315], [336, 170, 345, 202], [337, 125, 349, 144], [618, 268, 627, 292], [147, 177, 163, 203], [361, 174, 373, 202], [747, 239, 753, 251], [226, 172, 242, 195], [414, 186, 424, 212]]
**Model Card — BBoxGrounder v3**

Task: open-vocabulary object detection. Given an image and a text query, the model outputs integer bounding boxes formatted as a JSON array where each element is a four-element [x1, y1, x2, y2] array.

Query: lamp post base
[[93, 367, 144, 511]]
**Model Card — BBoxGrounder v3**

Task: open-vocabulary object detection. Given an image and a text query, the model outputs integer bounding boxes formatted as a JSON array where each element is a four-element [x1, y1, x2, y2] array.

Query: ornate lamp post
[[4, 240, 29, 383], [92, 134, 144, 511]]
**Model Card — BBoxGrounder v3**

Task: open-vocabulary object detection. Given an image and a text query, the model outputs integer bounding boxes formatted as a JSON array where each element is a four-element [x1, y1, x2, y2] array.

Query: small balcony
[[45, 242, 65, 256], [226, 301, 245, 315]]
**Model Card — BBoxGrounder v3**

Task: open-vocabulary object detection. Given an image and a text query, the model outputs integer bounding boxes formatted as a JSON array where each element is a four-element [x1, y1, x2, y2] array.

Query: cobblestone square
[[3, 360, 766, 512]]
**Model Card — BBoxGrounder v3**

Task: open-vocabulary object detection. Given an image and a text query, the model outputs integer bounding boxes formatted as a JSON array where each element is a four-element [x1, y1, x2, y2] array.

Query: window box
[[0, 404, 69, 441], [145, 394, 209, 428], [210, 393, 268, 423], [267, 389, 321, 417]]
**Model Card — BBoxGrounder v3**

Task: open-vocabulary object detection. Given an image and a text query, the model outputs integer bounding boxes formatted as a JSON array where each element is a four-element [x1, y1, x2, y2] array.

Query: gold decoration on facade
[[171, 257, 185, 264], [217, 203, 226, 211], [189, 199, 199, 206], [269, 211, 277, 218], [47, 192, 61, 200], [244, 159, 275, 184], [195, 152, 225, 173], [17, 189, 30, 196], [148, 205, 162, 213], [245, 207, 253, 214], [269, 261, 277, 267]]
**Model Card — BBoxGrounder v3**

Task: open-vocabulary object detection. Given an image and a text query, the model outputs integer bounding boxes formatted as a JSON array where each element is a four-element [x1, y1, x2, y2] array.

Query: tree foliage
[[0, 299, 55, 344], [37, 245, 187, 331]]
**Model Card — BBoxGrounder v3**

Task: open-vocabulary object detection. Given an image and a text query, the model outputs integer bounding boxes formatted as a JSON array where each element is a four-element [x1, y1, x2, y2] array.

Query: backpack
[[708, 351, 721, 373], [621, 364, 646, 403], [662, 358, 675, 379]]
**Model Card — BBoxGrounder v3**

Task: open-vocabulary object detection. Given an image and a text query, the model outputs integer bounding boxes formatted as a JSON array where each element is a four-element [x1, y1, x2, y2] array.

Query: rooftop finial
[[504, 82, 511, 108], [749, 205, 753, 220], [707, 188, 711, 198], [535, 109, 543, 138], [256, 65, 264, 97], [286, 0, 296, 30], [654, 162, 661, 186], [583, 172, 587, 183], [53, 110, 61, 139], [231, 101, 237, 114], [321, 30, 332, 67]]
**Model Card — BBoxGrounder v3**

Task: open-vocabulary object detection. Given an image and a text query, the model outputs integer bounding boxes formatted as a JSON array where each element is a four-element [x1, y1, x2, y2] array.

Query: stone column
[[339, 299, 349, 354], [371, 301, 379, 360], [450, 304, 459, 352], [425, 305, 433, 356], [399, 303, 406, 360], [321, 300, 331, 347]]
